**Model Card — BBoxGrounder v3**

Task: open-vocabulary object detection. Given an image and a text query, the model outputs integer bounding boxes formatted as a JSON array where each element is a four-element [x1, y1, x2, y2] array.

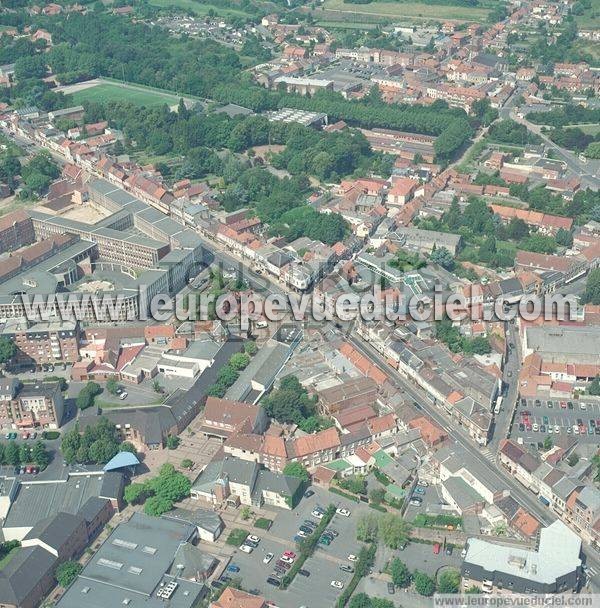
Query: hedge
[[329, 486, 360, 503], [369, 502, 388, 512], [336, 543, 377, 607]]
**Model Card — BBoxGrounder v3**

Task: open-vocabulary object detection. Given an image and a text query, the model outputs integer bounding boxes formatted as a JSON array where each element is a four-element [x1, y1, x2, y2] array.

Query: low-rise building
[[462, 520, 582, 593]]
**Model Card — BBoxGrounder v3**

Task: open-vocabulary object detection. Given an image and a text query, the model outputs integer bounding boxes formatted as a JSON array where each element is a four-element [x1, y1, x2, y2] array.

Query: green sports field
[[69, 83, 180, 107], [322, 0, 492, 22]]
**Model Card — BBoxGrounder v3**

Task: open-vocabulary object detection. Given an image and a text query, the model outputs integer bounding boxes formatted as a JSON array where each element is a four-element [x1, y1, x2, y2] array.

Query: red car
[[283, 551, 296, 559], [433, 543, 441, 555], [560, 401, 567, 409], [21, 432, 29, 440]]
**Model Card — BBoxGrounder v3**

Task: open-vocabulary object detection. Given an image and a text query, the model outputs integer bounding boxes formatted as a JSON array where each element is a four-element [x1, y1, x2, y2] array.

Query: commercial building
[[0, 380, 64, 430], [56, 512, 209, 608], [0, 210, 35, 254], [462, 520, 582, 593], [0, 318, 79, 368]]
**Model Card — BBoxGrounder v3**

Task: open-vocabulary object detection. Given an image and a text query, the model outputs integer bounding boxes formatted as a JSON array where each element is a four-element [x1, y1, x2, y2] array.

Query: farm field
[[146, 0, 253, 17], [69, 83, 181, 107], [321, 0, 492, 22]]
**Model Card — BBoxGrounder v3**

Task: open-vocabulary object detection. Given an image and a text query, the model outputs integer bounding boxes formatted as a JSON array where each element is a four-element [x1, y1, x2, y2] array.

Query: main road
[[346, 330, 600, 586]]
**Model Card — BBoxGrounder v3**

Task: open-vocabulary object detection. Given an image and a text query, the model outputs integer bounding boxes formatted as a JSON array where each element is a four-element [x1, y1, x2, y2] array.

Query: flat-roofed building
[[462, 520, 582, 593]]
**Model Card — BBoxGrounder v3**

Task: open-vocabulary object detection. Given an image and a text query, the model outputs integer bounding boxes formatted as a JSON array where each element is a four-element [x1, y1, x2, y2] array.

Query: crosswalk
[[586, 566, 598, 578], [480, 447, 496, 464]]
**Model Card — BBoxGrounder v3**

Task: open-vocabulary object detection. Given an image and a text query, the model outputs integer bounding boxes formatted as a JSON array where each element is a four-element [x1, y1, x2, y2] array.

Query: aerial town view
[[0, 0, 599, 606]]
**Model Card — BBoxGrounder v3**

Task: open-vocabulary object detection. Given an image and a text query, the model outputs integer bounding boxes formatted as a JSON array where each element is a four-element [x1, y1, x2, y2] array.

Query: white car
[[246, 535, 260, 544], [532, 423, 539, 432], [580, 402, 587, 410], [331, 581, 344, 589], [311, 510, 324, 519], [554, 425, 560, 434], [239, 544, 253, 554], [347, 554, 358, 562], [336, 508, 351, 517], [548, 426, 553, 434], [280, 555, 294, 564], [297, 530, 308, 538], [417, 481, 429, 487], [573, 425, 579, 434], [119, 391, 128, 400], [263, 552, 274, 564]]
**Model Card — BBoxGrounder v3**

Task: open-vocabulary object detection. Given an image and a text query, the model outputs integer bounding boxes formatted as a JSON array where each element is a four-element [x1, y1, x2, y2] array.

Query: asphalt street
[[346, 331, 600, 587]]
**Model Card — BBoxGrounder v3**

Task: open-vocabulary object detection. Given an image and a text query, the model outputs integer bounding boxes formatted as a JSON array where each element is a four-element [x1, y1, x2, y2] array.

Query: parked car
[[445, 546, 453, 556], [227, 564, 240, 573], [266, 577, 281, 587], [239, 544, 253, 554], [409, 498, 422, 506], [296, 530, 308, 538], [413, 487, 425, 495], [331, 581, 344, 589], [280, 555, 294, 564], [263, 553, 274, 564], [319, 536, 331, 546], [433, 543, 441, 555], [326, 529, 339, 537], [336, 508, 351, 517], [246, 535, 260, 544], [311, 510, 324, 519], [387, 583, 395, 595], [348, 554, 358, 562], [340, 564, 354, 573], [299, 569, 310, 577], [417, 481, 429, 487], [119, 391, 128, 400], [304, 489, 314, 498]]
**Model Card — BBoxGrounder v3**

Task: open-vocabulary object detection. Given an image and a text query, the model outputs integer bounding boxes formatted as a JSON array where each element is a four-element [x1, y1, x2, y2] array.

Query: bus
[[494, 396, 503, 415]]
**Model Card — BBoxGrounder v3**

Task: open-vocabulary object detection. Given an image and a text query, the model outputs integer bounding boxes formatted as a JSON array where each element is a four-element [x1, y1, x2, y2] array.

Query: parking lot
[[510, 397, 600, 448], [403, 483, 446, 522], [225, 487, 366, 608]]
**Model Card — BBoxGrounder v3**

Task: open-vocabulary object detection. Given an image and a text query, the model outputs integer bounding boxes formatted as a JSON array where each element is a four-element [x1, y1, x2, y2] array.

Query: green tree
[[543, 436, 553, 450], [429, 246, 455, 270], [55, 561, 82, 588], [5, 441, 19, 466], [106, 377, 119, 395], [0, 337, 16, 365], [244, 341, 258, 355], [144, 495, 173, 517], [413, 570, 436, 596], [582, 269, 600, 305], [437, 569, 461, 593], [465, 585, 482, 594], [181, 458, 193, 469], [283, 461, 310, 482], [152, 379, 163, 393], [229, 352, 250, 370], [32, 441, 49, 469], [166, 435, 180, 450], [555, 228, 573, 247], [119, 441, 137, 455], [390, 558, 411, 588], [588, 376, 600, 396], [378, 513, 411, 549], [339, 475, 367, 495], [369, 487, 386, 505], [356, 513, 379, 543], [124, 482, 149, 505]]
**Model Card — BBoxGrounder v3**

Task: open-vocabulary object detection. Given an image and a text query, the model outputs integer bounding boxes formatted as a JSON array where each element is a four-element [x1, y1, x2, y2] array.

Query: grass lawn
[[322, 0, 491, 22], [316, 20, 380, 29], [577, 124, 600, 135], [70, 83, 180, 107], [0, 547, 19, 569], [147, 0, 252, 17], [226, 528, 249, 547]]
